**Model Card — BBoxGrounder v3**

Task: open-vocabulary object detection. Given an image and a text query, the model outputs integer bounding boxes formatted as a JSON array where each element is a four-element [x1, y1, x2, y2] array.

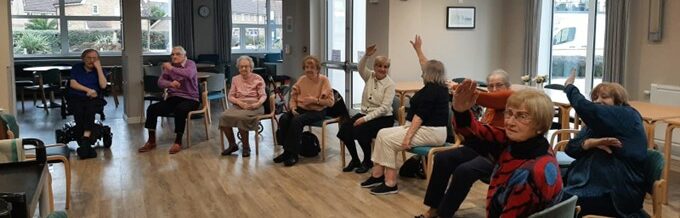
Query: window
[[540, 0, 606, 93], [231, 0, 282, 53], [11, 0, 122, 56], [141, 0, 173, 54]]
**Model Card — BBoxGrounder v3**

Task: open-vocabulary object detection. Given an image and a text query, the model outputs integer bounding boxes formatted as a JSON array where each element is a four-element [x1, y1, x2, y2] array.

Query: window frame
[[231, 0, 282, 54]]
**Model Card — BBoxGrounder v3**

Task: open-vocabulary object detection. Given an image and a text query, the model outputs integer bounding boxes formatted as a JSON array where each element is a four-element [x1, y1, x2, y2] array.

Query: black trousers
[[336, 113, 394, 165], [145, 96, 199, 134], [423, 146, 494, 218], [68, 96, 105, 136], [577, 194, 619, 217], [276, 108, 325, 158]]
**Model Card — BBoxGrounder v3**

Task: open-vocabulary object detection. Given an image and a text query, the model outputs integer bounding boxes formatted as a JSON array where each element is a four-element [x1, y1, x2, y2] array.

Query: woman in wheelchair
[[219, 56, 266, 157], [67, 49, 108, 158]]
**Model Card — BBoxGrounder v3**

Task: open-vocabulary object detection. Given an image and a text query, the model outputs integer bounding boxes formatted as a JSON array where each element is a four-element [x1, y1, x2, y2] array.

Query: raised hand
[[162, 62, 173, 71], [564, 68, 576, 86], [452, 79, 479, 112], [409, 35, 422, 51], [365, 45, 377, 57]]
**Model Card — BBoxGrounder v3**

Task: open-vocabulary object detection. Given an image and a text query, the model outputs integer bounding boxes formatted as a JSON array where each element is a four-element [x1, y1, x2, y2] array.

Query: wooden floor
[[13, 97, 680, 217]]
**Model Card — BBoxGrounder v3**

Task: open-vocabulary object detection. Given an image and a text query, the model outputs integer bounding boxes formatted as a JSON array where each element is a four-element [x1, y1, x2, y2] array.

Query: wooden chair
[[205, 73, 227, 124], [0, 113, 71, 209], [0, 138, 54, 214], [528, 195, 578, 218], [307, 116, 342, 161], [184, 81, 211, 147], [220, 94, 277, 156]]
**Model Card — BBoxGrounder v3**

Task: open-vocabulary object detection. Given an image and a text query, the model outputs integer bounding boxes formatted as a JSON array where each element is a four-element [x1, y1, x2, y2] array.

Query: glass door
[[325, 0, 365, 109]]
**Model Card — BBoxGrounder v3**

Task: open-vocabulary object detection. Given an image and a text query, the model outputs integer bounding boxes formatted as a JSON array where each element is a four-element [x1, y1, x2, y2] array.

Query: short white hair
[[236, 55, 254, 68], [172, 46, 187, 55], [487, 69, 511, 87]]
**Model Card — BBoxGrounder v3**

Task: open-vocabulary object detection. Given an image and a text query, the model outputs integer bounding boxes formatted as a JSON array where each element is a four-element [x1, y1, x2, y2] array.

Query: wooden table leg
[[644, 120, 658, 149], [398, 92, 405, 108], [662, 124, 678, 205]]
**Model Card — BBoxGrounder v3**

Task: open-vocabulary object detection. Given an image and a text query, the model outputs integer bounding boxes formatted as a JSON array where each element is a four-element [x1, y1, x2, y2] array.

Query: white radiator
[[649, 83, 680, 159]]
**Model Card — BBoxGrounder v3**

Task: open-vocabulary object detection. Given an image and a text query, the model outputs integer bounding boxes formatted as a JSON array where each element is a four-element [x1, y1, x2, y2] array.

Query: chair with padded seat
[[221, 94, 277, 156], [158, 81, 210, 148], [528, 195, 578, 218], [205, 73, 227, 123]]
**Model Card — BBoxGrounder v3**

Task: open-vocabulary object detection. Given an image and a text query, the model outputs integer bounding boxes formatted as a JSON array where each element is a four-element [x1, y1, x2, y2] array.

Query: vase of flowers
[[533, 75, 547, 90], [521, 75, 531, 86]]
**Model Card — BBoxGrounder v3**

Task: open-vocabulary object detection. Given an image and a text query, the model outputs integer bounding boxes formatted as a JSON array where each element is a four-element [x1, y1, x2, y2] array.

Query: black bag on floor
[[300, 131, 320, 157], [400, 155, 426, 179]]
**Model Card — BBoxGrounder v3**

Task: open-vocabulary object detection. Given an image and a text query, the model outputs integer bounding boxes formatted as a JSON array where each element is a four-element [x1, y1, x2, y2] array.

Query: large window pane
[[245, 27, 265, 50], [329, 69, 346, 100], [141, 0, 171, 18], [352, 0, 366, 63], [550, 0, 590, 90], [68, 20, 122, 53], [352, 71, 365, 109], [327, 0, 346, 62], [232, 28, 241, 49], [12, 0, 59, 16], [141, 19, 172, 53], [12, 18, 61, 55], [65, 0, 121, 16]]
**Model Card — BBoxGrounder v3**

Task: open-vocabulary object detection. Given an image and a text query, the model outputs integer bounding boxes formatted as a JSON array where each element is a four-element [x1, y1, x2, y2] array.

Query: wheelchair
[[55, 81, 113, 157]]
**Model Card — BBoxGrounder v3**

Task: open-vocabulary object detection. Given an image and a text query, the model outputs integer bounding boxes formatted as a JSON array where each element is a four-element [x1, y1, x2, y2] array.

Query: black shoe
[[360, 175, 384, 188], [370, 183, 398, 195], [221, 145, 239, 156], [355, 165, 371, 174], [77, 137, 92, 148], [283, 157, 298, 167], [77, 146, 97, 159], [273, 153, 287, 163], [242, 147, 251, 157], [343, 160, 361, 172]]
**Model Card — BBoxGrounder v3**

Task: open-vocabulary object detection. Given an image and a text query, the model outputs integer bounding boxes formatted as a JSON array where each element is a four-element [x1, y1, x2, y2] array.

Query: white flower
[[533, 75, 546, 84], [521, 75, 531, 82]]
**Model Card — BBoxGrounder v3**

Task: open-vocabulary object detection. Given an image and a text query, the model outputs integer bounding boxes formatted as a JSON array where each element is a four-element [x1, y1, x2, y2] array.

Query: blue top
[[562, 84, 647, 217], [69, 63, 105, 97]]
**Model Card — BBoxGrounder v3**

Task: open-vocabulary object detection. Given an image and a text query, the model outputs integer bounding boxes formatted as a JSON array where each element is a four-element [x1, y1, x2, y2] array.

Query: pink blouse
[[228, 74, 266, 106]]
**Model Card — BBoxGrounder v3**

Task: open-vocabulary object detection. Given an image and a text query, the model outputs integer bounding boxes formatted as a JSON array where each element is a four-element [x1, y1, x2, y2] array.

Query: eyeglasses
[[503, 109, 532, 124], [488, 83, 506, 90]]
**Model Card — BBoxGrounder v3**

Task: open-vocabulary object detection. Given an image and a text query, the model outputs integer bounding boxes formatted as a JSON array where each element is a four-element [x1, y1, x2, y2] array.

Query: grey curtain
[[523, 0, 542, 79], [215, 1, 232, 64], [603, 0, 630, 83], [172, 0, 195, 58]]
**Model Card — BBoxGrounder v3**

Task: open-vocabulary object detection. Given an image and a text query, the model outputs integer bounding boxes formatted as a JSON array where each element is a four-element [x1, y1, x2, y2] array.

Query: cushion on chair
[[46, 146, 70, 162], [555, 151, 575, 168], [643, 149, 664, 193], [0, 139, 24, 163], [409, 146, 435, 156], [527, 195, 578, 218]]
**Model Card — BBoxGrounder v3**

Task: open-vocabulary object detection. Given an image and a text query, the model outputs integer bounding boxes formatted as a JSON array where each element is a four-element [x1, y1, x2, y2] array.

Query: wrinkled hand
[[564, 68, 576, 86], [409, 35, 423, 51], [170, 80, 181, 89], [162, 62, 173, 71], [237, 101, 249, 109], [584, 137, 622, 154], [93, 60, 102, 70], [86, 89, 98, 98], [452, 79, 479, 112], [353, 117, 366, 127], [401, 137, 412, 150], [291, 108, 300, 116], [365, 45, 377, 57]]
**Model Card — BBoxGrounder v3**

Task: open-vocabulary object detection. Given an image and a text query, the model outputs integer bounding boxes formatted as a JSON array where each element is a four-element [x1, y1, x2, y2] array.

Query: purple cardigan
[[158, 59, 199, 102]]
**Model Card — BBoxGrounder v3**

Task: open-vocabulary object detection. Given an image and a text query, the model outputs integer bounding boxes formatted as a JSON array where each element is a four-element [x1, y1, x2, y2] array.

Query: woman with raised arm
[[336, 45, 396, 173]]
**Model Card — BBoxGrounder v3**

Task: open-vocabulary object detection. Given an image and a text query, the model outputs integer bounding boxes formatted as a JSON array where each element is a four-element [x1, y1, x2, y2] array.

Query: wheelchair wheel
[[102, 127, 112, 148], [236, 123, 265, 140]]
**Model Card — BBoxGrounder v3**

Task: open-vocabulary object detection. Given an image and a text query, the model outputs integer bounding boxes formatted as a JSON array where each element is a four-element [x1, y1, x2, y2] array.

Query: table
[[394, 81, 423, 108], [196, 63, 215, 68], [629, 101, 680, 149], [0, 161, 51, 218], [23, 66, 73, 109], [197, 72, 212, 80]]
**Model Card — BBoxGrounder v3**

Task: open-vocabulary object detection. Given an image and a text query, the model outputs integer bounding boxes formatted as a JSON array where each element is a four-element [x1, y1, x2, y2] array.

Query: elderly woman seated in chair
[[451, 80, 563, 217], [68, 49, 108, 159], [561, 72, 648, 217], [274, 55, 334, 167], [219, 56, 266, 157]]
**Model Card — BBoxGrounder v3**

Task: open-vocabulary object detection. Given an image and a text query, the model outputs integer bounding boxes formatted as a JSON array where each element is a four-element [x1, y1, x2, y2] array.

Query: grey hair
[[487, 69, 511, 87], [374, 56, 391, 68], [236, 55, 254, 69], [422, 60, 447, 86], [172, 46, 187, 55]]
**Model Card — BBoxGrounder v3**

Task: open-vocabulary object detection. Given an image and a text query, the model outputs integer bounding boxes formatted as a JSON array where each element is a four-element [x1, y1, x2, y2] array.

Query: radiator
[[649, 83, 680, 159]]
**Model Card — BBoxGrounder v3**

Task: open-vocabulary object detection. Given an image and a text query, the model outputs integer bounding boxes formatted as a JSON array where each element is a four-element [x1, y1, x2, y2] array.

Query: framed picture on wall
[[447, 7, 476, 29]]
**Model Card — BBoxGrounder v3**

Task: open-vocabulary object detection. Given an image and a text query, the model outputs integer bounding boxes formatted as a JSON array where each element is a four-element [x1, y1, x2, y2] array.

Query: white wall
[[387, 0, 503, 82]]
